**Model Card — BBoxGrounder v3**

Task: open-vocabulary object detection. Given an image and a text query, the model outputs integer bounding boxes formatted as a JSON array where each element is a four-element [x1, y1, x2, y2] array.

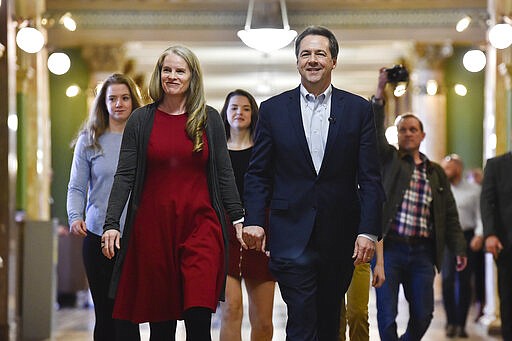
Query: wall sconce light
[[59, 12, 77, 31], [15, 21, 45, 53], [454, 83, 468, 96], [41, 12, 77, 31], [66, 84, 81, 97], [393, 83, 407, 97], [237, 0, 297, 53], [48, 52, 71, 75], [456, 15, 472, 32], [463, 49, 486, 72], [0, 43, 5, 58], [426, 80, 439, 96], [488, 16, 512, 49]]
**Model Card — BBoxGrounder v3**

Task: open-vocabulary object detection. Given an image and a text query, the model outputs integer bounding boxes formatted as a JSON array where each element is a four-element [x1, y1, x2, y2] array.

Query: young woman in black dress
[[219, 89, 275, 341]]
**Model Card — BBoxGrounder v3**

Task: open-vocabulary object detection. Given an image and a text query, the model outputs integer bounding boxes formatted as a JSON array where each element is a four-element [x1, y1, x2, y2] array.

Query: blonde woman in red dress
[[101, 45, 244, 341]]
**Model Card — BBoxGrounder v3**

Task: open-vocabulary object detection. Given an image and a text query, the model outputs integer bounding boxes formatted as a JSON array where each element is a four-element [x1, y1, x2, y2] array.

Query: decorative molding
[[44, 8, 488, 30], [81, 44, 126, 72]]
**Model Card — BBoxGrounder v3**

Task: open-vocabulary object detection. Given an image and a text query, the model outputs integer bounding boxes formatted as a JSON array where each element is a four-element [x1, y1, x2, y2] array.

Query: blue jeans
[[374, 238, 436, 341]]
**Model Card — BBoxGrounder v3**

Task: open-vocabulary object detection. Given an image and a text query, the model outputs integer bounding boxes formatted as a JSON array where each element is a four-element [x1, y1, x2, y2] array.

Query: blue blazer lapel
[[322, 87, 345, 171], [287, 87, 316, 173]]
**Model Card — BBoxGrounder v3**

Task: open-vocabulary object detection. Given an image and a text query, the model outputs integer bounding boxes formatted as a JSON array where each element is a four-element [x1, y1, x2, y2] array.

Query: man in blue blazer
[[241, 26, 385, 340]]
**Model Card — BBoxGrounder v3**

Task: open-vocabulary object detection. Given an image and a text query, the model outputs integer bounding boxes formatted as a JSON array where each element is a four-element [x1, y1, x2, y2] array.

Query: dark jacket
[[373, 101, 466, 271], [103, 102, 244, 298], [481, 152, 512, 248], [244, 86, 385, 261]]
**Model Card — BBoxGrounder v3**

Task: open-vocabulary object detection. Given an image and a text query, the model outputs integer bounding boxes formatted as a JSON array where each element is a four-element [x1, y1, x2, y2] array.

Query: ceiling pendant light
[[237, 0, 297, 54]]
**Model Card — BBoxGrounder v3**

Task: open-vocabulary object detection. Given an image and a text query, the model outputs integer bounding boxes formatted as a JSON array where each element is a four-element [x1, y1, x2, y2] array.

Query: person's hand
[[234, 222, 247, 249], [70, 219, 87, 237], [470, 235, 484, 252], [353, 236, 375, 266], [456, 255, 467, 271], [372, 262, 386, 288], [101, 229, 120, 259], [375, 67, 388, 99], [242, 225, 266, 253], [485, 235, 503, 259]]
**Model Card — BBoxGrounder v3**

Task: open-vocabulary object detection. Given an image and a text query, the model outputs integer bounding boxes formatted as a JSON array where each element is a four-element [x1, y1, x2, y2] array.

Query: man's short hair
[[294, 25, 339, 60], [396, 113, 424, 132]]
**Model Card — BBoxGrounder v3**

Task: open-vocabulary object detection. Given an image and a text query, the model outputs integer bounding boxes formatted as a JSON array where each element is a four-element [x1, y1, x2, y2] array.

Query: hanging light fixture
[[237, 0, 297, 54]]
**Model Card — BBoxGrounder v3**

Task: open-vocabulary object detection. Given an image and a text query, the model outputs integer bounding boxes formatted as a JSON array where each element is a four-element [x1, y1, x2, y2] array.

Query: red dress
[[113, 110, 224, 323]]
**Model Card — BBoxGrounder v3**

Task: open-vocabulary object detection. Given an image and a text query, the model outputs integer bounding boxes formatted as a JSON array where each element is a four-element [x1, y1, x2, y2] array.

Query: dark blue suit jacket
[[481, 151, 512, 248], [244, 86, 385, 260]]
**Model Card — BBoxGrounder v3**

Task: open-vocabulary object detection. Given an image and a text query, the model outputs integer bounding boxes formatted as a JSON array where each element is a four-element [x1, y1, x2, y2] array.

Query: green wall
[[445, 46, 485, 169], [49, 48, 89, 225]]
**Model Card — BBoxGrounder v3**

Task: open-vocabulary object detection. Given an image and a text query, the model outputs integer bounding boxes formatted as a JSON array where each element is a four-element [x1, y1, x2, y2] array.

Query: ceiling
[[43, 0, 489, 109]]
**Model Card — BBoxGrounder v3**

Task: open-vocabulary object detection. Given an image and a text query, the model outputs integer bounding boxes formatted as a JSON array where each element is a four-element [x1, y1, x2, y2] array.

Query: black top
[[229, 147, 253, 203]]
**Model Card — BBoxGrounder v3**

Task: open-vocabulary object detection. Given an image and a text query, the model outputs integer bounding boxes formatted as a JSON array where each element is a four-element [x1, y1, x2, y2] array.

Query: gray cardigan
[[103, 102, 244, 298]]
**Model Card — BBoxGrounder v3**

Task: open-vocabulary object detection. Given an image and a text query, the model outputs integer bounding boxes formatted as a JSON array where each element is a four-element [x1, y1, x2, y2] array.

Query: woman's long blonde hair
[[148, 45, 207, 152], [72, 73, 143, 150]]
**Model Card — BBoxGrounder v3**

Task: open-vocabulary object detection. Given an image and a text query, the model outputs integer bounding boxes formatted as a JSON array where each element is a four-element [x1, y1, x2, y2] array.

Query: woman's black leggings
[[115, 306, 212, 341]]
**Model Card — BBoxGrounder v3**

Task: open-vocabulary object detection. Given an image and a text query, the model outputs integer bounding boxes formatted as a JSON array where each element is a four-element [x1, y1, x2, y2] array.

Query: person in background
[[242, 26, 385, 340], [372, 67, 467, 341], [67, 73, 143, 341], [467, 167, 486, 322], [440, 154, 483, 338], [339, 244, 385, 341], [101, 45, 244, 341], [219, 89, 275, 341], [481, 151, 512, 341]]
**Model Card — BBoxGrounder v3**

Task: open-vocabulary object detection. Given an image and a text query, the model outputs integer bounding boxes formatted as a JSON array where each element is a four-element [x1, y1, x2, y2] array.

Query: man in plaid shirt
[[371, 68, 467, 341]]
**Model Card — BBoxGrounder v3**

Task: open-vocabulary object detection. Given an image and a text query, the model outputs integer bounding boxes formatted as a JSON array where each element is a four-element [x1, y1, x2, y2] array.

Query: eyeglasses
[[444, 153, 461, 162]]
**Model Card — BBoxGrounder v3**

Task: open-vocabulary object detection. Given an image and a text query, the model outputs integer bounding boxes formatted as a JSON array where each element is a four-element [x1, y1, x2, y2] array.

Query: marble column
[[15, 0, 52, 221], [410, 43, 452, 162]]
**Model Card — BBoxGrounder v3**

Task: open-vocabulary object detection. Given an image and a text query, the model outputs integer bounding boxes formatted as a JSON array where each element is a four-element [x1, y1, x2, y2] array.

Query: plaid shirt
[[391, 158, 433, 237]]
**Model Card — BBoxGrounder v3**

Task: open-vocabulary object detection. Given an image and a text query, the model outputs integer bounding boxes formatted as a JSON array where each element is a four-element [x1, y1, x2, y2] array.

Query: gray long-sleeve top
[[67, 132, 127, 236]]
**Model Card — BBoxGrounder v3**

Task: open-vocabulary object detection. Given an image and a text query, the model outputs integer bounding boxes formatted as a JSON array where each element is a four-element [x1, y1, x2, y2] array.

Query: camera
[[385, 65, 409, 83]]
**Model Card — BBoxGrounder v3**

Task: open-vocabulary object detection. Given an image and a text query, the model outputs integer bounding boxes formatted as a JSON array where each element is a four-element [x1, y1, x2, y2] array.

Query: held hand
[[372, 263, 386, 288], [353, 236, 376, 266], [234, 222, 247, 249], [101, 229, 120, 259], [70, 220, 87, 237], [242, 225, 266, 253], [485, 235, 503, 259], [456, 255, 467, 272], [470, 235, 484, 252]]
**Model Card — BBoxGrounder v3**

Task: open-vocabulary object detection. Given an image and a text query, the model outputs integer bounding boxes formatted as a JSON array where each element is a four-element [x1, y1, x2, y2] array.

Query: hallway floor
[[49, 282, 501, 340]]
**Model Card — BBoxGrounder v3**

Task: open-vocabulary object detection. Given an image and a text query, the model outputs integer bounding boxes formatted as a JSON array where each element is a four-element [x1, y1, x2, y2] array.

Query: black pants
[[269, 229, 353, 341], [82, 232, 116, 341], [115, 307, 212, 341], [442, 230, 478, 328], [496, 246, 512, 341]]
